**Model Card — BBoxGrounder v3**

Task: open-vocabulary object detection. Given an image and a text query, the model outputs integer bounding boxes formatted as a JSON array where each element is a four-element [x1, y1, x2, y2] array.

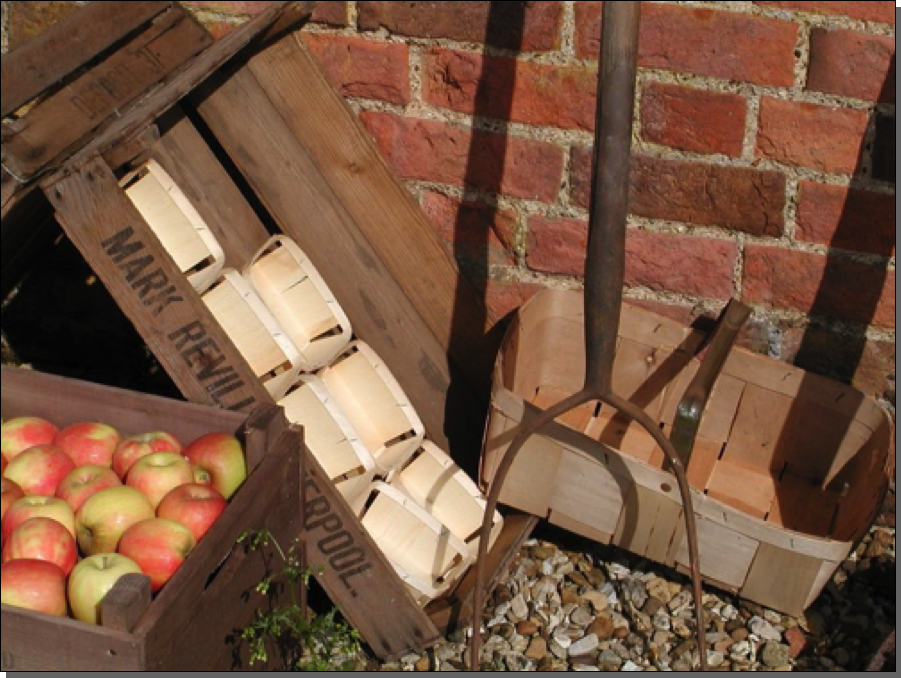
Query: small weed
[[237, 529, 363, 671]]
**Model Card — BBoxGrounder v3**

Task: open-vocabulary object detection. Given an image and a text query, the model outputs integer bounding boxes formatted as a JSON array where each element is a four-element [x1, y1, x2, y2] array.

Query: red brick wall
[[4, 1, 895, 404]]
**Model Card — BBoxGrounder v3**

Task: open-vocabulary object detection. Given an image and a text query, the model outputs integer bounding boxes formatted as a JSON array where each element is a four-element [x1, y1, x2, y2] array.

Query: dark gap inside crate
[[383, 428, 417, 449], [1, 224, 180, 399]]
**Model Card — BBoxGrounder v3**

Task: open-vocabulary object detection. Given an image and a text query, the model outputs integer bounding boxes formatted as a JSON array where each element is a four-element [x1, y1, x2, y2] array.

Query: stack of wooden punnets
[[122, 193, 505, 606]]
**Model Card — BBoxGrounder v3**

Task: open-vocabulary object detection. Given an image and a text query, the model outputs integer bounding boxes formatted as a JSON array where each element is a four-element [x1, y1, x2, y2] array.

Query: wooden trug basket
[[245, 236, 352, 371], [279, 373, 377, 514], [320, 341, 426, 473], [481, 289, 893, 617]]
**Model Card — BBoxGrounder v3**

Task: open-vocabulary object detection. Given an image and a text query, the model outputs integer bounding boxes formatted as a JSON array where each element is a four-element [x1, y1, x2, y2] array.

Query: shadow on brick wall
[[445, 1, 526, 477]]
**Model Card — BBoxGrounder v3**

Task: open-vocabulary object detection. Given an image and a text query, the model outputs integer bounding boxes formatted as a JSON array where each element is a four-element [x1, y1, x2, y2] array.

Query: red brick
[[756, 98, 869, 174], [796, 182, 895, 257], [780, 327, 896, 399], [420, 191, 516, 267], [571, 150, 785, 237], [807, 29, 895, 104], [784, 627, 809, 659], [484, 280, 543, 322], [311, 1, 348, 26], [575, 2, 798, 86], [358, 1, 562, 52], [8, 1, 81, 50], [302, 34, 409, 104], [743, 246, 895, 328], [423, 49, 597, 131], [360, 111, 564, 203], [754, 2, 896, 25], [640, 83, 747, 156], [527, 217, 738, 298]]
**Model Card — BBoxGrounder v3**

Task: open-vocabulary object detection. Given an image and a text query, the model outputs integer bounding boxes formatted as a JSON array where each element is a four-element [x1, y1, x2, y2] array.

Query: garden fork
[[469, 2, 709, 670]]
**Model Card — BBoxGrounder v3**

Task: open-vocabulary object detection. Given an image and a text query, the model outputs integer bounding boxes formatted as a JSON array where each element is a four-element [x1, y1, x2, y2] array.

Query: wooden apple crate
[[481, 289, 894, 617], [1, 0, 537, 659], [0, 365, 304, 671]]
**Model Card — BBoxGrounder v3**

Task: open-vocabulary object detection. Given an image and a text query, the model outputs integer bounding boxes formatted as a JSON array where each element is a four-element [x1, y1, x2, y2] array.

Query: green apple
[[75, 486, 154, 555], [67, 553, 143, 624]]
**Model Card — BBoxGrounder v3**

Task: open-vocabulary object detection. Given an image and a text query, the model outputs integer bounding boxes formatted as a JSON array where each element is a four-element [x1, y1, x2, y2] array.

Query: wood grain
[[3, 7, 211, 180], [1, 1, 172, 118], [246, 34, 498, 394], [192, 64, 458, 451], [44, 156, 270, 414]]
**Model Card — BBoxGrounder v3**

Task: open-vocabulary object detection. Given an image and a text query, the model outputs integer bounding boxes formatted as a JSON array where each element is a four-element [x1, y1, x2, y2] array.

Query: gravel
[[362, 513, 895, 672]]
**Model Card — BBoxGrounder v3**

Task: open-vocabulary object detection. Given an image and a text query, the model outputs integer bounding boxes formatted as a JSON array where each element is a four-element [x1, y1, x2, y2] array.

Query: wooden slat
[[614, 484, 683, 564], [532, 386, 596, 432], [671, 514, 758, 589], [245, 34, 498, 393], [3, 7, 212, 180], [587, 412, 661, 465], [53, 2, 314, 182], [550, 445, 627, 539], [192, 64, 461, 451], [685, 435, 723, 490], [151, 113, 271, 268], [767, 473, 839, 537], [100, 574, 153, 633], [549, 510, 614, 544], [1, 2, 173, 118], [0, 605, 145, 671], [0, 365, 246, 443], [722, 385, 796, 471], [43, 157, 270, 414], [706, 458, 778, 520], [611, 340, 678, 419], [739, 543, 825, 618], [304, 451, 441, 659]]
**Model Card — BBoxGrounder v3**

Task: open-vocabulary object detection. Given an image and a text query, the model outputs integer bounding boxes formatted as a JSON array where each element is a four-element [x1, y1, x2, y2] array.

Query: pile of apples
[[0, 416, 246, 625]]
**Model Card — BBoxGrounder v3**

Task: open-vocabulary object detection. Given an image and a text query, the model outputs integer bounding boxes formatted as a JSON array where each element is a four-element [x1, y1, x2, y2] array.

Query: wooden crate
[[481, 289, 894, 617], [320, 341, 425, 473], [245, 236, 352, 371], [278, 373, 377, 514], [1, 1, 538, 660], [0, 365, 304, 671]]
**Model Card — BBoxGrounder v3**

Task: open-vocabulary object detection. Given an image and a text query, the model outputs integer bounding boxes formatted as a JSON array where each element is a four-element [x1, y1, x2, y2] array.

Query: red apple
[[54, 422, 121, 468], [182, 433, 246, 500], [75, 486, 154, 555], [1, 558, 68, 617], [126, 452, 193, 509], [157, 483, 227, 542], [1, 478, 25, 521], [112, 431, 182, 479], [56, 465, 122, 512], [1, 453, 7, 474], [0, 416, 58, 461], [117, 518, 195, 592], [2, 496, 76, 543], [68, 553, 143, 625], [2, 517, 77, 575], [3, 444, 76, 496]]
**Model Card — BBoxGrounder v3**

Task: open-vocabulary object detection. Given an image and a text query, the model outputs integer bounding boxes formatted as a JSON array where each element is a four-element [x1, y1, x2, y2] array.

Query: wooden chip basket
[[122, 159, 225, 294], [393, 440, 504, 558], [279, 373, 377, 514], [245, 236, 352, 371], [320, 341, 426, 473], [481, 289, 893, 617], [201, 268, 302, 399], [360, 481, 473, 606]]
